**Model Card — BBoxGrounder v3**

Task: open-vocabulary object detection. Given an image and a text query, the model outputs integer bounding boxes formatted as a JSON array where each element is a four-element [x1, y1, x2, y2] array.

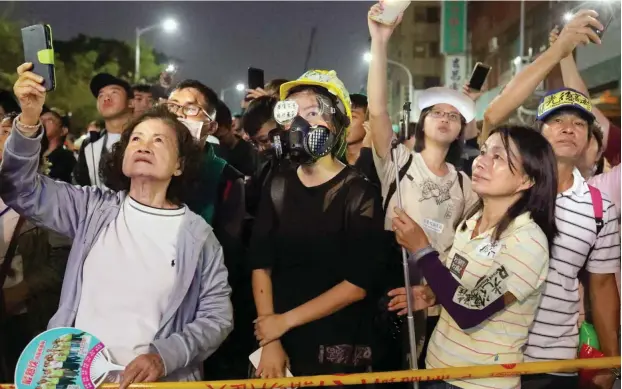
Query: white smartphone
[[249, 348, 294, 377], [369, 0, 411, 26]]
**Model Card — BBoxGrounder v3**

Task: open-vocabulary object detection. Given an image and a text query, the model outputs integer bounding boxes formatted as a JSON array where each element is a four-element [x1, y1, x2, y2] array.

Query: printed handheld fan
[[15, 327, 124, 389]]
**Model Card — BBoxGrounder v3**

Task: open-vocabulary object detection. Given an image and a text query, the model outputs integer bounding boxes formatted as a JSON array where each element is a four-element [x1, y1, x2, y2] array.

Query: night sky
[[8, 1, 374, 110]]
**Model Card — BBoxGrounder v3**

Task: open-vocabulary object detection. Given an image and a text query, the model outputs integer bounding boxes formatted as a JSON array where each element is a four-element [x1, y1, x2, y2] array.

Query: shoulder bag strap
[[383, 154, 414, 213]]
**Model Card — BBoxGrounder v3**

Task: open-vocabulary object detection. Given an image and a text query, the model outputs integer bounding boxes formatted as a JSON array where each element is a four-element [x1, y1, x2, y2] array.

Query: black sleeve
[[212, 176, 246, 288], [231, 140, 258, 177], [354, 147, 381, 189], [222, 177, 246, 239], [73, 140, 91, 186], [343, 179, 385, 292], [248, 178, 277, 271], [55, 151, 76, 184]]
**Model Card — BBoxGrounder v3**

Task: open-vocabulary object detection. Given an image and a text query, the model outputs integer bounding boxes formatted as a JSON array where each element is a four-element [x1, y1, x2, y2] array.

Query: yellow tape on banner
[[0, 357, 619, 389]]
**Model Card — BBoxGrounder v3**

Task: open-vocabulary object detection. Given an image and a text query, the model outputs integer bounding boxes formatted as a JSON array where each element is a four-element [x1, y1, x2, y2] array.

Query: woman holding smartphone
[[367, 3, 479, 365]]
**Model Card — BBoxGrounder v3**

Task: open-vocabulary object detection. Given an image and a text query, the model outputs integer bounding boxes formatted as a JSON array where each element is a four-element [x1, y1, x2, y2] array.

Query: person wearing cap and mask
[[74, 73, 133, 188], [483, 11, 620, 389], [367, 3, 480, 368], [249, 70, 384, 379]]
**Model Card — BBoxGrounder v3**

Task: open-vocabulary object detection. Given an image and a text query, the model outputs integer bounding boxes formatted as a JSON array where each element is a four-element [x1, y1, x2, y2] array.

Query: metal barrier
[[1, 357, 619, 389]]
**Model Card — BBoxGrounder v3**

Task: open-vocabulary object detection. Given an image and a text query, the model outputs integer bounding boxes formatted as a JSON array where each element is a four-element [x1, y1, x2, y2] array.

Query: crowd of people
[[0, 4, 620, 389]]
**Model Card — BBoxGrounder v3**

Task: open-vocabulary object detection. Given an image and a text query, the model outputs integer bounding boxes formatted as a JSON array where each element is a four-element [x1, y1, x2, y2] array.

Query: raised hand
[[552, 10, 602, 59], [368, 2, 403, 44], [13, 63, 46, 126]]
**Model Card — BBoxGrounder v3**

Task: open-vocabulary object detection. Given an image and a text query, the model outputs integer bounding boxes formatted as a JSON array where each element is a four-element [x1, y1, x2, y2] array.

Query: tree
[[0, 17, 172, 132]]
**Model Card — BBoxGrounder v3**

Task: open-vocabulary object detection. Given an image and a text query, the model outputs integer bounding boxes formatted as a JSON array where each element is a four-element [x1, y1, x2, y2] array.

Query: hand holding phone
[[13, 62, 47, 125], [467, 62, 491, 92], [369, 0, 411, 26], [21, 24, 55, 91]]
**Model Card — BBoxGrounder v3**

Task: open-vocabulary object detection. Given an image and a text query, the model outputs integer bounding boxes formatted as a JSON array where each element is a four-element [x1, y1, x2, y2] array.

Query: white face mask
[[178, 118, 204, 140]]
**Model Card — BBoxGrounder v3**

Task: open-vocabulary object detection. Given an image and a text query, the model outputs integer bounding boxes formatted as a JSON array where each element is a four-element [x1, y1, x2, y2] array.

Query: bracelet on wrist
[[16, 115, 41, 132]]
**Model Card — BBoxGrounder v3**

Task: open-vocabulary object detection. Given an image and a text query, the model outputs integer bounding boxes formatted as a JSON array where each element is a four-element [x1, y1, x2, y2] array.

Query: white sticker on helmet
[[274, 101, 299, 125]]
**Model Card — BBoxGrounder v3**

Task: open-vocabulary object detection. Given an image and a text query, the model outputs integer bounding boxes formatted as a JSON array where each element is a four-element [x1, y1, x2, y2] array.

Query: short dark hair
[[265, 79, 289, 93], [171, 79, 219, 118], [243, 96, 278, 138], [215, 100, 232, 130], [101, 106, 203, 205], [590, 122, 605, 176], [2, 112, 19, 123], [0, 90, 20, 114], [286, 85, 350, 159], [132, 84, 153, 94], [350, 94, 368, 112], [459, 125, 559, 246], [414, 106, 466, 167], [42, 110, 71, 138]]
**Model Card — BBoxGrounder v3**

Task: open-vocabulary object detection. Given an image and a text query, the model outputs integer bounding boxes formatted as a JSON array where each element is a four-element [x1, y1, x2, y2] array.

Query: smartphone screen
[[248, 67, 265, 91], [468, 63, 491, 91], [21, 24, 56, 91]]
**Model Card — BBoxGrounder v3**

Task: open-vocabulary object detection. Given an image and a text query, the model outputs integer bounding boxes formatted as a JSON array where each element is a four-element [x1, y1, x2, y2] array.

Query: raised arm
[[551, 27, 611, 144], [367, 3, 403, 159], [481, 11, 602, 142], [1, 63, 103, 239]]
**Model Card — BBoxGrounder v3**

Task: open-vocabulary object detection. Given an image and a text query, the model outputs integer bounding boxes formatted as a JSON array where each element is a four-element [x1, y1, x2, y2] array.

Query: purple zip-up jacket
[[0, 122, 233, 382]]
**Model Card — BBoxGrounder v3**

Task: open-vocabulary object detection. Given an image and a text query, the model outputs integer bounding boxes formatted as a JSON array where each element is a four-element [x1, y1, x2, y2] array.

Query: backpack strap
[[588, 185, 604, 236], [383, 154, 414, 213], [270, 174, 286, 224], [457, 170, 464, 194]]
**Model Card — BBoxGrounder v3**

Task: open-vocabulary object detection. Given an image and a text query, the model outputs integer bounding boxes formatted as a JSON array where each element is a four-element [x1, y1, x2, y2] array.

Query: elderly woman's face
[[122, 118, 182, 182]]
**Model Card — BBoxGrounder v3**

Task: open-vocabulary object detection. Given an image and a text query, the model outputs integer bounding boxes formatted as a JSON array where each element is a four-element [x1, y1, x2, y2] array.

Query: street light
[[220, 83, 246, 100], [135, 18, 178, 82], [162, 19, 178, 32], [165, 64, 176, 73], [364, 51, 413, 104]]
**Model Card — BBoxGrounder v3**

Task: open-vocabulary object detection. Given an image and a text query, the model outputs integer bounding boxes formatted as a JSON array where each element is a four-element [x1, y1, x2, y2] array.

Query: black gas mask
[[270, 99, 341, 165]]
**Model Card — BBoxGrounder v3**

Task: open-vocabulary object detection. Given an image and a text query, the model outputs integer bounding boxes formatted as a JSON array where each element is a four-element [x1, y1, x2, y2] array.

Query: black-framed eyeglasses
[[162, 102, 215, 122]]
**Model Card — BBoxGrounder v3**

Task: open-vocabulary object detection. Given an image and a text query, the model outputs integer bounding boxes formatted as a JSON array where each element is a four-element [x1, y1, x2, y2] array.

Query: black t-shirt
[[249, 166, 384, 374], [46, 146, 76, 184], [353, 147, 381, 189], [219, 137, 257, 177]]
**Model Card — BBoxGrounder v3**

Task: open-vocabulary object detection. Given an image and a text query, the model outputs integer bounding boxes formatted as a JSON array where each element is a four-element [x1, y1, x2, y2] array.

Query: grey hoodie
[[0, 122, 233, 382]]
